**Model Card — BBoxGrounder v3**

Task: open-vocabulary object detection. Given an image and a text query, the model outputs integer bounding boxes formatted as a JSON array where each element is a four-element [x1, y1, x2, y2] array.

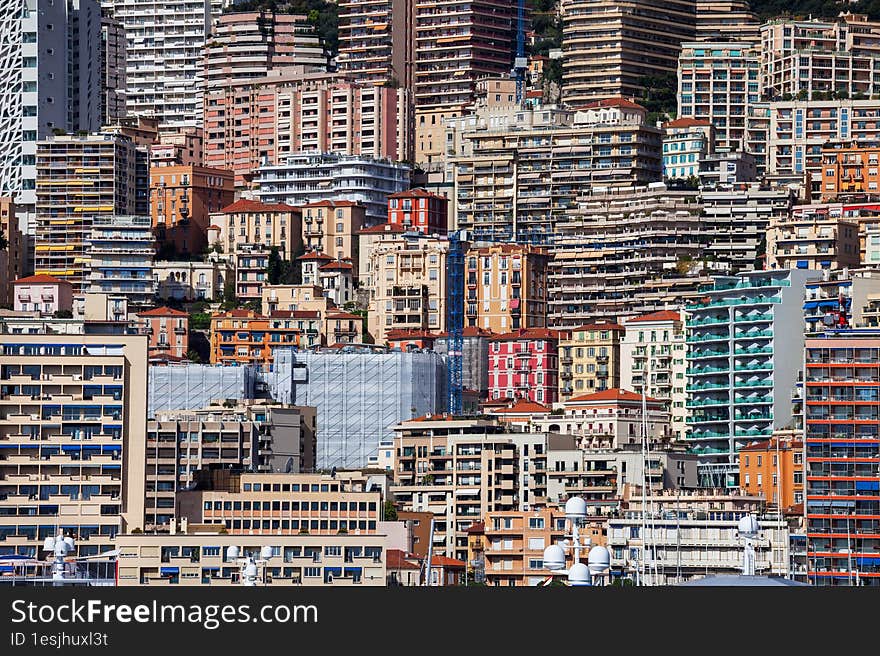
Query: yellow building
[[301, 200, 366, 277], [366, 232, 449, 343], [558, 321, 624, 400], [466, 244, 549, 333], [209, 198, 303, 260]]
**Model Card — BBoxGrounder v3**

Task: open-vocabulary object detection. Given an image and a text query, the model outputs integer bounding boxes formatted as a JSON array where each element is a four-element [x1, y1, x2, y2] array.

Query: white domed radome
[[587, 546, 610, 574], [543, 544, 566, 571], [226, 546, 240, 561], [738, 514, 760, 535], [564, 496, 587, 519], [244, 562, 258, 578], [567, 562, 591, 586], [260, 545, 274, 560]]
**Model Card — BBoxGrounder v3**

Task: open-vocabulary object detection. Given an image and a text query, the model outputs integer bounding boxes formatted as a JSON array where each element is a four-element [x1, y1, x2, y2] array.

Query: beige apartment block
[[0, 333, 148, 557], [466, 244, 549, 333], [766, 209, 861, 271], [558, 321, 624, 399], [210, 199, 304, 261], [367, 233, 449, 343], [262, 284, 334, 316], [301, 200, 366, 272], [115, 530, 386, 586]]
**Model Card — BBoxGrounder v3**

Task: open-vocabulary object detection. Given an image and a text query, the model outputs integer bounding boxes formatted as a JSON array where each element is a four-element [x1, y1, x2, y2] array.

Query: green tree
[[267, 246, 284, 285], [221, 280, 237, 310], [383, 501, 398, 521]]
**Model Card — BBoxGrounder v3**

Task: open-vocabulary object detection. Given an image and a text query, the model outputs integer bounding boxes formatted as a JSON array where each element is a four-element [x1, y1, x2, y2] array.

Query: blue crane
[[512, 0, 528, 105], [446, 231, 465, 415]]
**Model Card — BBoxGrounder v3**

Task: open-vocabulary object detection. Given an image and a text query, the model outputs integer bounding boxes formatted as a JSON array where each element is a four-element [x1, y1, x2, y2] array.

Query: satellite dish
[[260, 545, 274, 560], [227, 546, 240, 561], [284, 457, 294, 474]]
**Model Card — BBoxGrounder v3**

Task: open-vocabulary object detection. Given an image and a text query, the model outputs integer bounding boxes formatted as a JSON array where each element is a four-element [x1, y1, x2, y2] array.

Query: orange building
[[482, 507, 567, 587], [820, 140, 880, 200], [739, 434, 804, 509], [210, 308, 322, 367], [137, 306, 189, 359], [466, 244, 549, 333], [150, 164, 235, 256]]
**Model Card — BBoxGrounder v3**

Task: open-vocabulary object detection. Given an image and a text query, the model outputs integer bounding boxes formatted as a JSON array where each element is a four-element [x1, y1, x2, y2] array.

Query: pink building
[[13, 274, 73, 317], [488, 328, 560, 406], [387, 188, 448, 234], [137, 306, 189, 360], [204, 71, 412, 187]]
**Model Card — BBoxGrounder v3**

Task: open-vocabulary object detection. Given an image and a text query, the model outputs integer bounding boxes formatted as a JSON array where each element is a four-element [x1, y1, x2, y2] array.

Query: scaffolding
[[148, 363, 258, 417], [267, 350, 445, 469]]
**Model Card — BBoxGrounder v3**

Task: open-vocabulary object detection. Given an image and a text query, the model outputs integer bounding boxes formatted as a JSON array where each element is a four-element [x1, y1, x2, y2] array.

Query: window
[[528, 517, 544, 529]]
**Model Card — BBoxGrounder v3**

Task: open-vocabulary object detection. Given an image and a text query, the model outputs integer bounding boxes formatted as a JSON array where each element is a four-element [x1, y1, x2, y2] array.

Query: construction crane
[[511, 0, 528, 106], [446, 231, 465, 415]]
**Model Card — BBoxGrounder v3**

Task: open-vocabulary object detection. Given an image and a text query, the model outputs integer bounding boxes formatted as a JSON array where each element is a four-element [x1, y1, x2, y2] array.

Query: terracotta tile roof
[[219, 198, 299, 214], [663, 117, 712, 129], [409, 413, 457, 422], [491, 328, 562, 341], [14, 274, 71, 286], [581, 97, 645, 111], [207, 224, 223, 231], [297, 251, 333, 261], [626, 310, 682, 323], [434, 326, 496, 338], [429, 555, 466, 568], [388, 188, 446, 200], [319, 261, 353, 271], [566, 388, 662, 404], [386, 329, 437, 340], [387, 549, 420, 571], [138, 306, 189, 317], [359, 222, 407, 235], [491, 399, 552, 414], [466, 521, 485, 535]]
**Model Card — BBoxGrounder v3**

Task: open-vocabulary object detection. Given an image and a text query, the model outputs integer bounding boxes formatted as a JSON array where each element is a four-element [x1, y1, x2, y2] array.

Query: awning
[[160, 567, 179, 575]]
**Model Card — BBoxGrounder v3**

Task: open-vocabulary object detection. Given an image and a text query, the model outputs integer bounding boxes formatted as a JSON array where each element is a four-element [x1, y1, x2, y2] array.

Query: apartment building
[[144, 418, 259, 531], [766, 207, 860, 271], [231, 243, 271, 302], [34, 132, 137, 292], [358, 222, 406, 289], [114, 0, 212, 125], [481, 507, 566, 587], [488, 329, 559, 405], [325, 311, 364, 345], [0, 198, 27, 304], [203, 11, 326, 91], [761, 16, 880, 101], [154, 258, 230, 302], [387, 189, 447, 235], [302, 200, 365, 268], [210, 199, 303, 261], [558, 322, 624, 399], [548, 185, 709, 326], [85, 215, 155, 309], [337, 0, 415, 87], [115, 530, 386, 586], [607, 490, 791, 584], [0, 0, 102, 232], [210, 309, 321, 367], [621, 310, 688, 440], [802, 270, 880, 334], [560, 0, 695, 106], [685, 269, 818, 488], [820, 140, 880, 200], [149, 164, 235, 257], [698, 151, 758, 186], [700, 183, 796, 270], [12, 275, 73, 317], [255, 153, 411, 227], [137, 307, 188, 361], [204, 72, 412, 186], [767, 100, 880, 201], [261, 284, 334, 317], [466, 244, 548, 333], [389, 417, 554, 560], [662, 118, 715, 180], [149, 128, 203, 168], [413, 0, 515, 166], [0, 333, 147, 557], [450, 102, 663, 243], [739, 435, 804, 509], [804, 334, 880, 585], [677, 41, 762, 157], [536, 389, 672, 449], [366, 232, 449, 343], [178, 470, 383, 536]]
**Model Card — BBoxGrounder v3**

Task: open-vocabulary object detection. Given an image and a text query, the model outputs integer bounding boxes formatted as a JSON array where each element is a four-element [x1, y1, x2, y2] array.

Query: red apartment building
[[137, 306, 189, 360], [488, 329, 560, 405], [387, 188, 448, 235]]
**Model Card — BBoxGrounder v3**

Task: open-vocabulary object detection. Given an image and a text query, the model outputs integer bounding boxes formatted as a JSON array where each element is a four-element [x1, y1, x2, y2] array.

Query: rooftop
[[14, 274, 72, 286], [219, 198, 299, 214]]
